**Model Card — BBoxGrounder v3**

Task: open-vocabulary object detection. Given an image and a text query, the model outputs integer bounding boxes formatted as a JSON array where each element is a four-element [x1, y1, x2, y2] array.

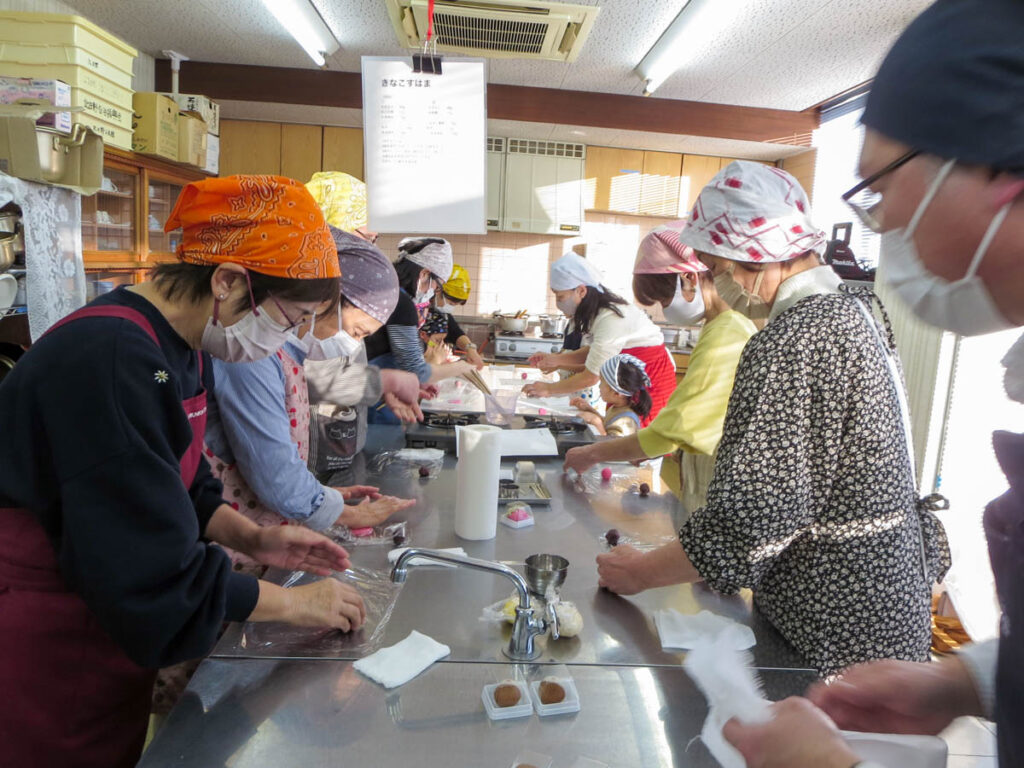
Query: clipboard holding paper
[[361, 56, 487, 234]]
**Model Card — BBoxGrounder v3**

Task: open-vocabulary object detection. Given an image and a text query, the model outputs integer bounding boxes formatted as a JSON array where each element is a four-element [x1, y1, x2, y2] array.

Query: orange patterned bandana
[[165, 175, 340, 279]]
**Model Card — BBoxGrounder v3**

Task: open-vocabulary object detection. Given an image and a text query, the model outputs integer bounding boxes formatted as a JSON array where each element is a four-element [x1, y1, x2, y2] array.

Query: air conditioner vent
[[386, 0, 599, 62], [507, 138, 584, 158], [435, 13, 548, 54]]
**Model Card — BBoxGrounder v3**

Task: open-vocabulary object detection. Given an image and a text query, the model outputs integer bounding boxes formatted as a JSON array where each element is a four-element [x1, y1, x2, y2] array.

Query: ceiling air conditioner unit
[[385, 0, 599, 62]]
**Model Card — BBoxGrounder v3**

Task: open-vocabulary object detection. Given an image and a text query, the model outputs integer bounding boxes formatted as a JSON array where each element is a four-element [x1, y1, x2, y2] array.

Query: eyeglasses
[[267, 293, 309, 332], [841, 149, 920, 233]]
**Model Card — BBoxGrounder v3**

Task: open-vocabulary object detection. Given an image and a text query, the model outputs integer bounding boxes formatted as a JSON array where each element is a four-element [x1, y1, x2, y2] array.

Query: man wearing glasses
[[723, 1, 1024, 766]]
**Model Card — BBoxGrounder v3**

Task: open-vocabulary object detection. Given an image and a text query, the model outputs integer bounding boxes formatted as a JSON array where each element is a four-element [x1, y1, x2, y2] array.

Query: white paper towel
[[454, 424, 502, 540]]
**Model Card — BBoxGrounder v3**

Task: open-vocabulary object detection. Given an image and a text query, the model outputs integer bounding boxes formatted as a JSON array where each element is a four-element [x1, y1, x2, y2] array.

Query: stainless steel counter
[[145, 427, 813, 766], [139, 658, 817, 768], [213, 428, 809, 671]]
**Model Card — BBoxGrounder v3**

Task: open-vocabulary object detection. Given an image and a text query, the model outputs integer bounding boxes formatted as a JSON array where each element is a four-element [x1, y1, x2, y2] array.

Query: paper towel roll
[[454, 424, 502, 540]]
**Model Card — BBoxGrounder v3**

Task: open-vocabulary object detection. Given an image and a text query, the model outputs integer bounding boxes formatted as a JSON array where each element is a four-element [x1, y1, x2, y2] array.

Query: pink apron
[[207, 347, 312, 571], [0, 305, 207, 768]]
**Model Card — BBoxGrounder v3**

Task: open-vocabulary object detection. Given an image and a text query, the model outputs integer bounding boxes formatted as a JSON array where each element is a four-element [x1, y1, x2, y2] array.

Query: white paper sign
[[362, 56, 487, 234]]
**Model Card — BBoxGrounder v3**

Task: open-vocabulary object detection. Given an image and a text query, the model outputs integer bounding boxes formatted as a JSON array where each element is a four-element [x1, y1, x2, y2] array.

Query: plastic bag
[[307, 403, 363, 474], [240, 565, 402, 656], [598, 528, 679, 553], [370, 447, 445, 479], [327, 520, 408, 547], [480, 590, 584, 638]]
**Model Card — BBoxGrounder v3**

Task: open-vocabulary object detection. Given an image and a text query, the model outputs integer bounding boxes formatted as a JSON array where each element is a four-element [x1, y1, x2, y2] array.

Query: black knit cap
[[862, 0, 1024, 174]]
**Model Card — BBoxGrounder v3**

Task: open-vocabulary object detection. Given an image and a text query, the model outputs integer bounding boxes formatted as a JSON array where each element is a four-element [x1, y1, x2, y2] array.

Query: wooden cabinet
[[83, 147, 208, 269], [503, 152, 584, 235], [218, 120, 282, 177], [584, 146, 644, 213], [280, 124, 323, 182], [321, 126, 364, 180], [639, 150, 683, 217], [780, 149, 817, 203], [679, 154, 721, 214]]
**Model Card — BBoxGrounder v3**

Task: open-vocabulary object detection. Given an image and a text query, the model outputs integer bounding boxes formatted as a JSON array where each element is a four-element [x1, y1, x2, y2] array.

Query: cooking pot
[[0, 234, 17, 273], [496, 314, 530, 333], [0, 211, 19, 235], [34, 124, 87, 183], [538, 314, 568, 336]]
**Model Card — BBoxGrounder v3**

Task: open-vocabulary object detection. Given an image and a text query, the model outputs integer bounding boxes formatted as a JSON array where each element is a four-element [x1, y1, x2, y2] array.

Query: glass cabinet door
[[147, 178, 184, 256], [82, 169, 136, 253]]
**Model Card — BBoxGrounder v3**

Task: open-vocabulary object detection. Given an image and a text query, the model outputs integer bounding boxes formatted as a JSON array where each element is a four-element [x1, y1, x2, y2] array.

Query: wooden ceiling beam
[[156, 60, 818, 144]]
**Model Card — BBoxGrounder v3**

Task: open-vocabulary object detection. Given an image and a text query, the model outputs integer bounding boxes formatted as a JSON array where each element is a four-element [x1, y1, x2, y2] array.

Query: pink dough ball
[[601, 467, 613, 482], [351, 527, 375, 537], [538, 408, 548, 415]]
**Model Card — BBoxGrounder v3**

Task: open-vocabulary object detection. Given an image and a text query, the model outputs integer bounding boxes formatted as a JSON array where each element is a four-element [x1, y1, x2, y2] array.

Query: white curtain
[[0, 172, 86, 341]]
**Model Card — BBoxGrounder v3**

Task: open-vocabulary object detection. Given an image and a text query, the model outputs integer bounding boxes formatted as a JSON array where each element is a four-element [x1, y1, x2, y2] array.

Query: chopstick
[[462, 369, 492, 396]]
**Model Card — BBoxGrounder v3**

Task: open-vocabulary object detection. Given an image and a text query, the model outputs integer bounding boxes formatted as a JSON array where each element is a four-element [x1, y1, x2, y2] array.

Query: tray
[[498, 479, 552, 505]]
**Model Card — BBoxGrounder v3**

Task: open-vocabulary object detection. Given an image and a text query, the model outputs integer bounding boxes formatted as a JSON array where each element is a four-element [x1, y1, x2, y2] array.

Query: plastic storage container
[[482, 681, 532, 720], [528, 677, 580, 716], [0, 41, 133, 89], [0, 12, 137, 74]]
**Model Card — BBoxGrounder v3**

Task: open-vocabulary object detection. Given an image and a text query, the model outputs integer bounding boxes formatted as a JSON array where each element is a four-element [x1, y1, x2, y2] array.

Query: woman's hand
[[419, 384, 440, 401], [283, 579, 366, 631], [722, 697, 860, 768], [464, 346, 485, 370], [528, 353, 560, 374], [523, 381, 552, 398], [569, 396, 596, 413], [807, 656, 983, 734], [563, 445, 599, 475], [595, 544, 652, 595], [337, 496, 416, 529], [383, 391, 423, 423], [335, 485, 381, 501], [443, 360, 476, 381], [249, 526, 351, 575]]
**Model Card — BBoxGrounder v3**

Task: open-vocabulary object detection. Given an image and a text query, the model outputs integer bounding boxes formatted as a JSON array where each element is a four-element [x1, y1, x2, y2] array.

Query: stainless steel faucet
[[390, 548, 554, 661]]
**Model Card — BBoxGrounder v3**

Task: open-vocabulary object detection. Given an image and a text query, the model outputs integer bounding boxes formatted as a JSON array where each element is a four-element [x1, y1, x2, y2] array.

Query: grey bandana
[[330, 227, 400, 324]]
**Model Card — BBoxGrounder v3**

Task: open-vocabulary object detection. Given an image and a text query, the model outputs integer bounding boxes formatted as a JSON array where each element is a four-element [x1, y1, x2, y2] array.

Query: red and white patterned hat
[[679, 161, 825, 263], [633, 220, 708, 275]]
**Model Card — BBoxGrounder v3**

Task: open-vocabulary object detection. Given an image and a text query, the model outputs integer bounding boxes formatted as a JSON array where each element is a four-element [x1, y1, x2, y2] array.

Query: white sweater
[[583, 303, 665, 374]]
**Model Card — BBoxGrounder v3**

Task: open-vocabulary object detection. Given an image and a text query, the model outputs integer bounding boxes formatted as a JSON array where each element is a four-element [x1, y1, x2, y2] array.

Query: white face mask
[[434, 298, 453, 315], [414, 273, 435, 305], [555, 295, 579, 318], [1002, 332, 1024, 403], [881, 158, 1014, 337], [662, 274, 705, 326], [202, 302, 291, 364], [302, 304, 364, 361]]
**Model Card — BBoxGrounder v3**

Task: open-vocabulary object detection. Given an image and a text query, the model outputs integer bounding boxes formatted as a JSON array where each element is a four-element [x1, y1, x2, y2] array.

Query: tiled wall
[[375, 211, 678, 321]]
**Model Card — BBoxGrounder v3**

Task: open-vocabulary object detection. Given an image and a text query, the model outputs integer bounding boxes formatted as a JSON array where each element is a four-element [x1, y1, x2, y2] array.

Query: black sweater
[[0, 288, 258, 668]]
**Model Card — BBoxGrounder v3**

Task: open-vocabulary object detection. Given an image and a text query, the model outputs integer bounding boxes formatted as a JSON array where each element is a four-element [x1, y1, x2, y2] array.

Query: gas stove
[[492, 333, 564, 361], [406, 411, 596, 455]]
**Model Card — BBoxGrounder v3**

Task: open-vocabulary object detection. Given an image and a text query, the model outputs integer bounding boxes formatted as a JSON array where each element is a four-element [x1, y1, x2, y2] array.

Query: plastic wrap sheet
[[327, 520, 408, 547], [240, 565, 402, 656], [370, 447, 445, 479], [571, 465, 658, 496], [598, 528, 679, 553]]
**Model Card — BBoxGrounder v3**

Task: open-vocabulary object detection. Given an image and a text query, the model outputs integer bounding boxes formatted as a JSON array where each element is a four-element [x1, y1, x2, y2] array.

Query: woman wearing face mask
[[0, 176, 369, 768], [365, 238, 476, 423], [426, 264, 485, 369], [522, 252, 676, 426], [723, 2, 1024, 764], [563, 221, 757, 511], [205, 229, 417, 572], [596, 162, 951, 680]]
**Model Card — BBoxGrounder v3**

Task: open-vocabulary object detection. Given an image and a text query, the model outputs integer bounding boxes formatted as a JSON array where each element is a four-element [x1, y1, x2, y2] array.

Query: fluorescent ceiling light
[[635, 0, 745, 96], [260, 0, 339, 67]]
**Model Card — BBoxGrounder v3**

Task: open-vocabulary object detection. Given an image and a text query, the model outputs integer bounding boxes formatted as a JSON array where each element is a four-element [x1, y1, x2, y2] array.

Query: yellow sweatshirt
[[636, 310, 757, 510]]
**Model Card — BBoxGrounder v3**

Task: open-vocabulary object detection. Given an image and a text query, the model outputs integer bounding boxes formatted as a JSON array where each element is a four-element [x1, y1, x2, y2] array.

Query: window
[[811, 97, 881, 270]]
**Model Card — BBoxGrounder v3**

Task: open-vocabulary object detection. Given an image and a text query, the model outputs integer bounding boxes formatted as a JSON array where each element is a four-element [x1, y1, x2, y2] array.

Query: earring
[[218, 294, 226, 300]]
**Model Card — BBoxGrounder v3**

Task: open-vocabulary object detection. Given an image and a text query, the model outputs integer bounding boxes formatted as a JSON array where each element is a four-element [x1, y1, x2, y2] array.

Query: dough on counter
[[538, 678, 566, 704], [494, 682, 522, 707]]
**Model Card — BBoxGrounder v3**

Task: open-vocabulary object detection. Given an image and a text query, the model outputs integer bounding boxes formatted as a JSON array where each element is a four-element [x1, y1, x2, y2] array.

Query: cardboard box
[[132, 91, 177, 160], [204, 132, 219, 175], [159, 92, 219, 135], [0, 76, 71, 132], [176, 110, 207, 168], [0, 104, 102, 194]]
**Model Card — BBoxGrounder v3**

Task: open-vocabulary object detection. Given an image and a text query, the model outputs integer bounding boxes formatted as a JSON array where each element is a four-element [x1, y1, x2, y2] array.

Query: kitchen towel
[[387, 547, 468, 567], [353, 630, 451, 689], [684, 645, 772, 768], [654, 609, 756, 650], [453, 424, 502, 540]]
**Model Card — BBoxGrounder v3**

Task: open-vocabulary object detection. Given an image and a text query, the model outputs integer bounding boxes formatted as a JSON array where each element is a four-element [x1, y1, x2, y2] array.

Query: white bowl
[[0, 274, 17, 310]]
